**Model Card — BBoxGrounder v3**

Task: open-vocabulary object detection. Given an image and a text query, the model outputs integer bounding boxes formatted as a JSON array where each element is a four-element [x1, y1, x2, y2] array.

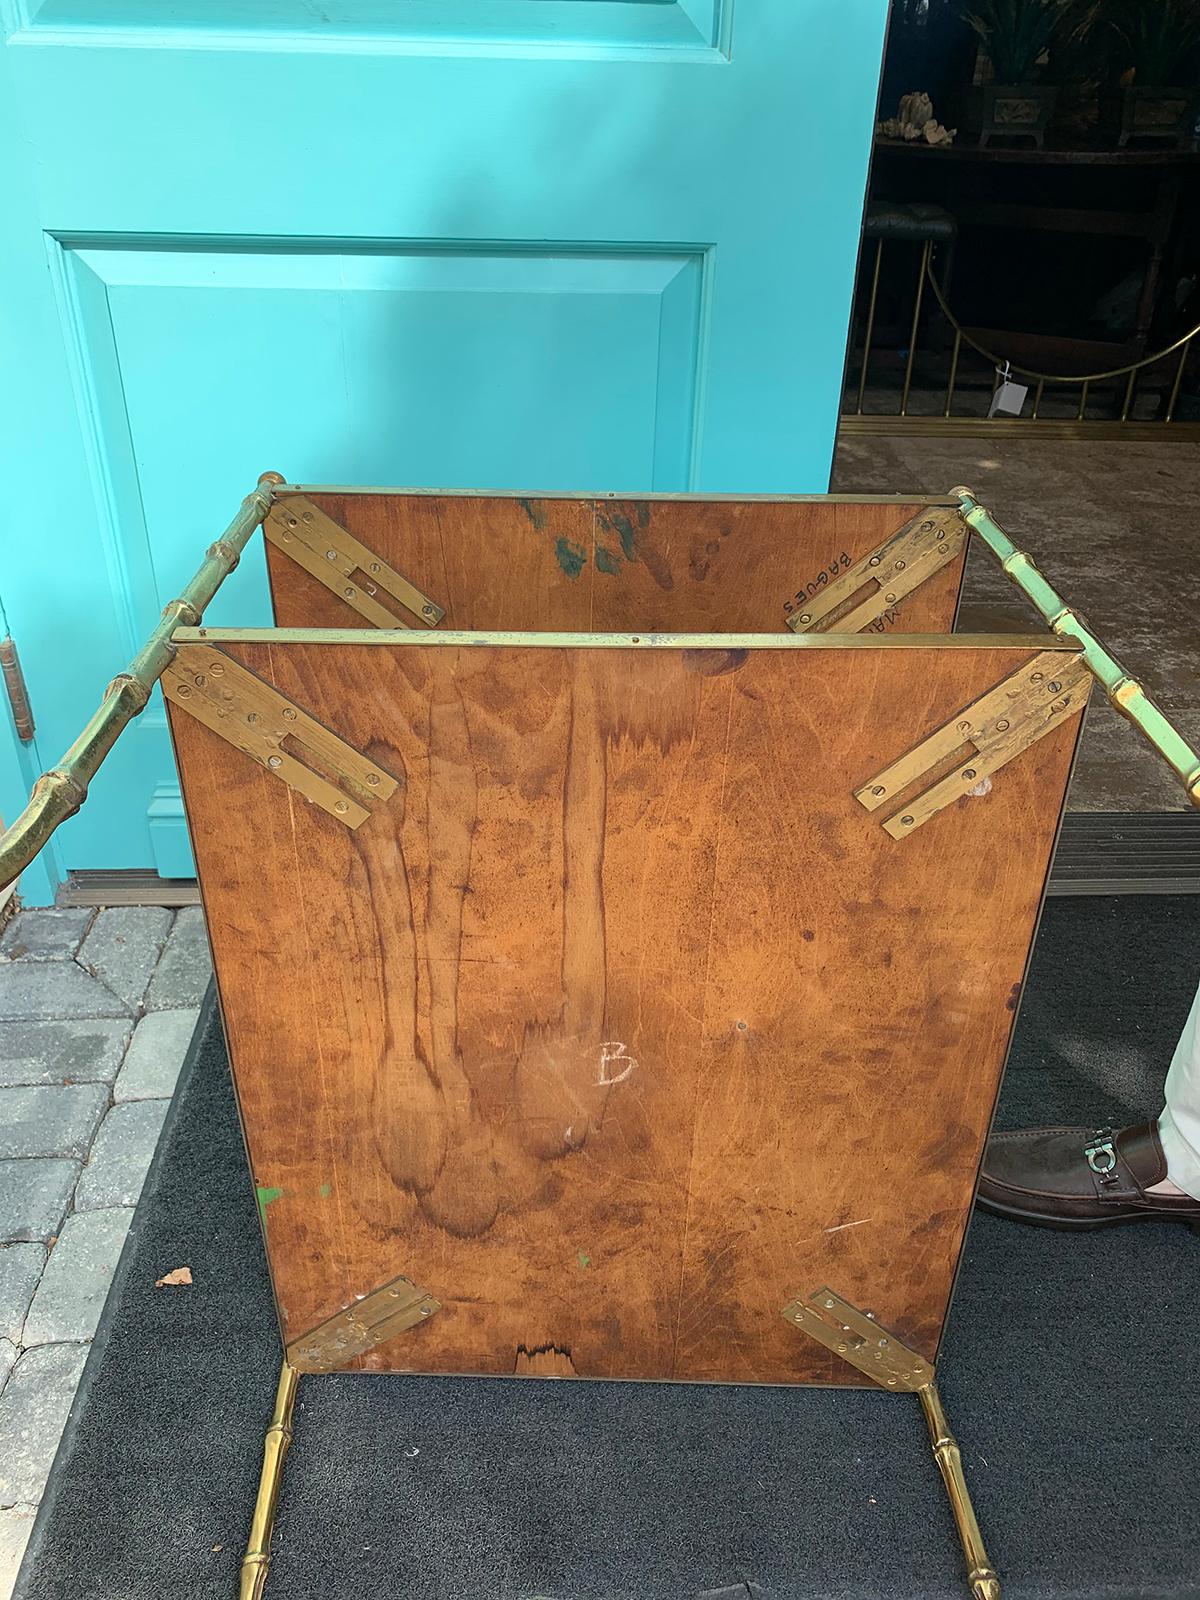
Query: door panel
[[15, 1, 729, 55], [0, 2, 891, 895]]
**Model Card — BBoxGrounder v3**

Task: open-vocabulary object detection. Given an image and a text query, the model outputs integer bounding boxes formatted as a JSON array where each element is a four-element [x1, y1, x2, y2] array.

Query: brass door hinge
[[265, 496, 446, 630], [855, 648, 1090, 838], [163, 643, 397, 829], [0, 637, 34, 742], [787, 505, 966, 634], [287, 1272, 441, 1373]]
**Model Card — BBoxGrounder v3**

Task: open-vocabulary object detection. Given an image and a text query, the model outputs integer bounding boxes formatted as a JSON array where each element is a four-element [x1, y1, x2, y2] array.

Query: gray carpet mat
[[15, 896, 1200, 1600]]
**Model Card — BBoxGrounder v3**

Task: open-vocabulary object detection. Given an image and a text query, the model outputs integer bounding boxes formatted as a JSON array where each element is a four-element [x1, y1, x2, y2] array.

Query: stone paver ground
[[0, 905, 207, 1598]]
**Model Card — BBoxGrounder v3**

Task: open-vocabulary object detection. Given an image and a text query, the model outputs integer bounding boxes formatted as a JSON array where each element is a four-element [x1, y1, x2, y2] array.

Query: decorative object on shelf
[[1098, 0, 1200, 146], [958, 0, 1064, 145], [877, 89, 958, 145]]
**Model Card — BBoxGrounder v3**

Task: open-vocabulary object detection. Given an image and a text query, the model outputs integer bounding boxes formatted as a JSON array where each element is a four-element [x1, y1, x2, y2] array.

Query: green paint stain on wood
[[610, 510, 637, 561], [595, 546, 622, 576], [518, 497, 548, 532], [318, 1183, 331, 1198], [578, 1251, 591, 1270], [256, 1185, 283, 1226], [555, 537, 587, 578]]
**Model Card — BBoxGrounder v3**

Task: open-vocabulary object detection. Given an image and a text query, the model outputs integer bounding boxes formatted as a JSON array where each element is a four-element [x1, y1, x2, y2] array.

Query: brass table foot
[[918, 1380, 1001, 1600], [240, 1360, 299, 1600]]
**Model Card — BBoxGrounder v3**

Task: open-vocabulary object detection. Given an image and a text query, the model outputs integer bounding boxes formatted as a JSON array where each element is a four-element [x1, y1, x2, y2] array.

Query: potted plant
[[958, 0, 1065, 144], [1101, 0, 1200, 146]]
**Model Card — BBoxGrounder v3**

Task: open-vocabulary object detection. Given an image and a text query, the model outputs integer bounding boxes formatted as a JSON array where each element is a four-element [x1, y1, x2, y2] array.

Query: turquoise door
[[0, 1, 890, 904]]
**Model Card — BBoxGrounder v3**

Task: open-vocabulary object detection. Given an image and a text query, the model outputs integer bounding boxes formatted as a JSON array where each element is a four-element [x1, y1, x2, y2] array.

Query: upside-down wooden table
[[3, 476, 1198, 1600]]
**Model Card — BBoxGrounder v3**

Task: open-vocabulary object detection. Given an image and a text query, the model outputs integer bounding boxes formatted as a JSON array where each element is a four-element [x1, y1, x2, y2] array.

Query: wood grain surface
[[265, 494, 964, 635], [169, 636, 1083, 1386]]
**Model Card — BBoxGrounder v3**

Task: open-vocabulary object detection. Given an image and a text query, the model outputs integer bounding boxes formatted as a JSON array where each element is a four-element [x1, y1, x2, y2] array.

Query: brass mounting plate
[[855, 647, 1090, 837], [287, 1273, 441, 1373], [781, 1286, 933, 1391], [786, 505, 966, 634], [265, 495, 446, 630], [163, 644, 398, 829]]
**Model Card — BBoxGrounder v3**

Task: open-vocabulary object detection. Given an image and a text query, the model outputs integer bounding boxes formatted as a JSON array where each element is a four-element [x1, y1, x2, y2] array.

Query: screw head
[[344, 587, 356, 598], [247, 712, 258, 725], [176, 684, 192, 698], [422, 603, 435, 616], [334, 800, 348, 815], [210, 662, 224, 676], [325, 549, 338, 561], [868, 555, 881, 567], [419, 1305, 433, 1317], [283, 708, 297, 721], [963, 768, 977, 780], [995, 717, 1010, 731], [901, 815, 915, 826], [884, 593, 897, 604], [366, 772, 380, 786], [1030, 671, 1044, 683], [1047, 679, 1061, 693], [193, 674, 206, 688], [370, 562, 382, 574], [894, 559, 906, 571], [267, 754, 281, 769], [870, 785, 885, 797], [799, 614, 811, 625]]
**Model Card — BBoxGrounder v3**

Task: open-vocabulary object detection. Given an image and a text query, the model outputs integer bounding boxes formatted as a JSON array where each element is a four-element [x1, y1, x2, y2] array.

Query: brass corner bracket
[[265, 495, 446, 630], [855, 647, 1090, 837], [784, 1287, 1000, 1600], [787, 504, 966, 634], [163, 643, 397, 829], [286, 1271, 441, 1374]]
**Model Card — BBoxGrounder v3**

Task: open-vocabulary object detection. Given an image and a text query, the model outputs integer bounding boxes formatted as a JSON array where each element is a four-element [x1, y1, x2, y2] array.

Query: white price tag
[[988, 363, 1028, 418]]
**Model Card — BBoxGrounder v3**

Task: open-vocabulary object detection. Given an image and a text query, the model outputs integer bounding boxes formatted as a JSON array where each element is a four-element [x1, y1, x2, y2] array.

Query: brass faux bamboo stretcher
[[0, 474, 1195, 1600]]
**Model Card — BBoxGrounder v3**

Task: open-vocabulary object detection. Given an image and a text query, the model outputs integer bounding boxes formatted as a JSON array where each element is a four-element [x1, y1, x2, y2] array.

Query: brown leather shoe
[[977, 1120, 1200, 1231]]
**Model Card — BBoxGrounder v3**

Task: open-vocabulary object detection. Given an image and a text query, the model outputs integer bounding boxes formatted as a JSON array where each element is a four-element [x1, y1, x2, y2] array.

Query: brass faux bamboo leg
[[0, 471, 282, 891], [783, 1288, 1001, 1600], [240, 1360, 299, 1600], [918, 1382, 1001, 1600], [954, 487, 1200, 806]]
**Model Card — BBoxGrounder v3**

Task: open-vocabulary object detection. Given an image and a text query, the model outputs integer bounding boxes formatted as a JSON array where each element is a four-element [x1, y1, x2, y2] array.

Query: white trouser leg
[[1158, 977, 1200, 1201]]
